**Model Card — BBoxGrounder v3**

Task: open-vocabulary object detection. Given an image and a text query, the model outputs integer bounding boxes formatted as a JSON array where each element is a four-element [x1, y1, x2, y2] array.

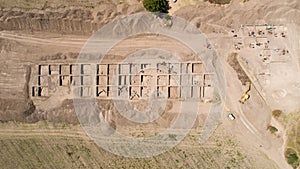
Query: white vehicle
[[227, 113, 236, 120], [173, 0, 177, 3]]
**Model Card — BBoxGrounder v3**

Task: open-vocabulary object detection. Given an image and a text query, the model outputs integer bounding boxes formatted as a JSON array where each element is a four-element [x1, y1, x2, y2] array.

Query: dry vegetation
[[0, 122, 256, 169], [275, 111, 300, 169], [204, 0, 231, 5]]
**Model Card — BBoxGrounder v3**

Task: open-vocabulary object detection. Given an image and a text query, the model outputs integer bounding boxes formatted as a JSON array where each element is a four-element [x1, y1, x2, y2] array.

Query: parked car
[[227, 113, 236, 120]]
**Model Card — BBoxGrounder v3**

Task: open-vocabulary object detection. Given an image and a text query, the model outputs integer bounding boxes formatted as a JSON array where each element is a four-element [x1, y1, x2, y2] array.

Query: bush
[[272, 110, 282, 118], [205, 0, 231, 4], [143, 0, 170, 13], [267, 125, 278, 134], [285, 148, 300, 169]]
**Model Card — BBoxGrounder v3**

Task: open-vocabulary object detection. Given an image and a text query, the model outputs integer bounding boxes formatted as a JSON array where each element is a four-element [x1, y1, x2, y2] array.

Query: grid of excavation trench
[[31, 62, 214, 100]]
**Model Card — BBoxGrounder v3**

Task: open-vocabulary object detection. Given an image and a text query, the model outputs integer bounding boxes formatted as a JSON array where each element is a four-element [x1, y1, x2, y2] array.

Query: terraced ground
[[0, 121, 277, 169], [0, 0, 113, 9]]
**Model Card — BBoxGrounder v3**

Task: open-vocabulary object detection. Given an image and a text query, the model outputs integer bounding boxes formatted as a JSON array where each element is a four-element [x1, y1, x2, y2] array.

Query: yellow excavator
[[239, 82, 251, 104]]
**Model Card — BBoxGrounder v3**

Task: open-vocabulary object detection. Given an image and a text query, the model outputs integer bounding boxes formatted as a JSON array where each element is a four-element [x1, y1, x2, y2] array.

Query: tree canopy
[[143, 0, 170, 13]]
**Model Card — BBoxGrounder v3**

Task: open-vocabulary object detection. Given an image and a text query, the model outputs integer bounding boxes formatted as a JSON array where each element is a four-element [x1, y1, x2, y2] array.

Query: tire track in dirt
[[0, 31, 86, 47]]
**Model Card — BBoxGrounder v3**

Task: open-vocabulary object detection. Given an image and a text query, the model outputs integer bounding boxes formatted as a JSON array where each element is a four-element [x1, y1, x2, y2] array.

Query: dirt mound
[[227, 53, 250, 85], [0, 98, 35, 122], [174, 0, 300, 33], [0, 4, 144, 34]]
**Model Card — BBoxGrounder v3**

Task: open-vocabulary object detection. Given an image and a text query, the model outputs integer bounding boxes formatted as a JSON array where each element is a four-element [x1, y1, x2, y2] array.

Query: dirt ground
[[0, 0, 299, 168]]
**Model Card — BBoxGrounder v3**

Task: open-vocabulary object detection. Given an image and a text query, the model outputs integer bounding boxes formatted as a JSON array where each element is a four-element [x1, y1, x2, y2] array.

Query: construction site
[[0, 0, 299, 168], [31, 62, 214, 100]]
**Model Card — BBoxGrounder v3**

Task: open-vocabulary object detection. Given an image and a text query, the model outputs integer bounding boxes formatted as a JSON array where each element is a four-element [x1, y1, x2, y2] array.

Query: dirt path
[[0, 31, 87, 47]]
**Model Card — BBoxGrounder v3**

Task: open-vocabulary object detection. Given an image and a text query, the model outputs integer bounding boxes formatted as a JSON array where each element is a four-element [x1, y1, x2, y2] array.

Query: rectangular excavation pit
[[40, 87, 49, 97], [59, 75, 70, 86], [32, 62, 214, 100], [119, 64, 130, 75], [82, 86, 93, 97], [107, 64, 118, 76], [192, 63, 204, 73], [60, 64, 70, 75], [71, 76, 81, 86], [39, 76, 49, 86], [70, 64, 79, 75], [97, 75, 107, 86], [117, 86, 129, 97], [81, 64, 92, 75], [204, 74, 213, 87], [49, 65, 59, 75], [49, 75, 60, 88], [97, 64, 108, 75], [157, 63, 168, 73], [203, 86, 214, 101], [169, 63, 180, 74], [169, 75, 180, 86], [180, 74, 193, 86], [192, 74, 203, 86], [82, 76, 92, 86], [157, 86, 168, 98], [141, 63, 150, 71], [107, 86, 118, 98], [32, 86, 37, 97], [118, 75, 129, 86], [129, 86, 140, 100], [32, 86, 49, 97], [157, 75, 168, 86], [130, 75, 140, 86], [39, 65, 49, 75], [168, 86, 180, 99], [130, 64, 140, 75], [141, 86, 151, 98], [180, 63, 193, 74], [72, 87, 82, 97], [180, 86, 192, 99], [191, 86, 201, 99], [141, 75, 152, 86], [96, 86, 108, 97]]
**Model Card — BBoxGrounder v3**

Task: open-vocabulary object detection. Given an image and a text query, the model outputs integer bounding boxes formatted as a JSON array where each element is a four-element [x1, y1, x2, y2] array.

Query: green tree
[[143, 0, 170, 13]]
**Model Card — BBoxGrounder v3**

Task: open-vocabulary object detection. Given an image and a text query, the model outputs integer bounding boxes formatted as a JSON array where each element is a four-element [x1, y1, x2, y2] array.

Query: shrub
[[205, 0, 231, 5], [272, 110, 282, 118], [285, 148, 300, 169], [267, 125, 278, 134], [143, 0, 170, 13]]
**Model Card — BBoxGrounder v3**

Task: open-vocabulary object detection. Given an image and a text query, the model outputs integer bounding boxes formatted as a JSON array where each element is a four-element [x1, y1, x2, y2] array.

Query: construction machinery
[[239, 82, 251, 104]]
